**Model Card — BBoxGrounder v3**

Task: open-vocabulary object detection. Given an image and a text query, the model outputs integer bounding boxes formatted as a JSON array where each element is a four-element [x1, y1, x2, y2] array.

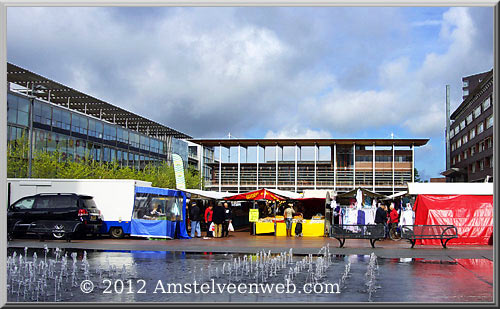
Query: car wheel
[[52, 224, 66, 239], [110, 227, 124, 239]]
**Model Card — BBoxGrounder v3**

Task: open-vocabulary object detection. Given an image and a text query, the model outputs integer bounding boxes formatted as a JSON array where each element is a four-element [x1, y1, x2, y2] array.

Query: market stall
[[334, 188, 387, 226]]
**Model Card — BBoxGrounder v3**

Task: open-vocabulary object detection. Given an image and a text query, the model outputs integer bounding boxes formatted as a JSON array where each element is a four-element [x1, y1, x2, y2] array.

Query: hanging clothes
[[399, 210, 414, 226], [357, 210, 365, 225], [364, 208, 377, 225]]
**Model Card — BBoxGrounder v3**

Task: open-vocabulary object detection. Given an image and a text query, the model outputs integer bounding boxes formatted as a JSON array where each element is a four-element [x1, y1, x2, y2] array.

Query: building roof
[[7, 62, 191, 139], [451, 69, 493, 120], [188, 138, 429, 147]]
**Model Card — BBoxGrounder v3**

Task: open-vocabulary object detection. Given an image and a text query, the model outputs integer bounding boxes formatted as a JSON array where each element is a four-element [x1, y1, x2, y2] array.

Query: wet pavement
[[6, 247, 494, 303]]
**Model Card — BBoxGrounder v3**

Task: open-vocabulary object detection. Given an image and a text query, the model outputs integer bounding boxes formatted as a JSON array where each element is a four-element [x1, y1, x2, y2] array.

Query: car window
[[81, 197, 97, 209], [35, 196, 78, 209], [12, 197, 35, 210]]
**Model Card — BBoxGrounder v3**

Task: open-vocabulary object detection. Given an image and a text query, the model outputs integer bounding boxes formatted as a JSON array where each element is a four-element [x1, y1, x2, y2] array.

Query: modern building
[[443, 69, 494, 182], [188, 138, 429, 195], [6, 62, 193, 171]]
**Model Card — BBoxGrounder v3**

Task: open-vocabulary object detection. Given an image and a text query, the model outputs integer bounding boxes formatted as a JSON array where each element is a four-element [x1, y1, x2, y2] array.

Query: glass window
[[103, 147, 110, 162], [111, 149, 116, 162], [452, 157, 456, 165], [17, 97, 30, 113], [466, 113, 473, 125], [451, 143, 455, 151], [463, 150, 467, 160], [477, 122, 484, 134], [12, 197, 35, 209], [474, 106, 481, 118], [88, 119, 96, 137], [471, 146, 475, 156], [469, 128, 476, 140], [482, 97, 491, 111], [454, 126, 459, 135], [463, 89, 469, 96], [459, 120, 465, 131], [60, 110, 71, 131], [450, 129, 455, 138], [486, 115, 493, 129], [463, 80, 468, 87], [52, 109, 62, 128], [463, 134, 468, 144], [471, 163, 476, 173], [104, 124, 116, 141], [457, 139, 462, 148], [480, 160, 484, 171], [7, 104, 17, 124], [95, 122, 103, 139]]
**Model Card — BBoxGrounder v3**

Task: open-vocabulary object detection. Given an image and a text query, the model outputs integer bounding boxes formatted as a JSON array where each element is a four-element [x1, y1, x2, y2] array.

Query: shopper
[[388, 204, 399, 231], [189, 202, 201, 238], [375, 203, 387, 238], [284, 202, 295, 237], [204, 204, 214, 238], [222, 202, 233, 237], [212, 202, 226, 238]]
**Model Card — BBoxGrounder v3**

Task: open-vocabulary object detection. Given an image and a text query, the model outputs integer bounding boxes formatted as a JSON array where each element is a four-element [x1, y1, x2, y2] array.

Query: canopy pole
[[353, 143, 356, 190], [412, 143, 415, 182], [392, 143, 395, 195], [333, 143, 337, 192]]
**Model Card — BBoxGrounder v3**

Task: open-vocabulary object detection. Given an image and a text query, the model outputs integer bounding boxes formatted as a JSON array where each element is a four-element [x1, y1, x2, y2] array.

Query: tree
[[414, 168, 426, 183]]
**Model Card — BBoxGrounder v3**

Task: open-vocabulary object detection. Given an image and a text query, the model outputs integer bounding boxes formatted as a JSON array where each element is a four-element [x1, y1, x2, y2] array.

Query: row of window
[[450, 95, 491, 139], [452, 137, 493, 165], [451, 114, 493, 151], [356, 155, 411, 162], [469, 156, 493, 174], [8, 92, 167, 155]]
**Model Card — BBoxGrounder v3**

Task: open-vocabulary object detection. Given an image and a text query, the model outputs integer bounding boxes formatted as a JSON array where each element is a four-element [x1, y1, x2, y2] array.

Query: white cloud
[[264, 125, 332, 139]]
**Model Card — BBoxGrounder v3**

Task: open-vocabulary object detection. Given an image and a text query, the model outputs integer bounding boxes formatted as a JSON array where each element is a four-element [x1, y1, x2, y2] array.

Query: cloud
[[264, 125, 332, 139], [411, 20, 442, 27]]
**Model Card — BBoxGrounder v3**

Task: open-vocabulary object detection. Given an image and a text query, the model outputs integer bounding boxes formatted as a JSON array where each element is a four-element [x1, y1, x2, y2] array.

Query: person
[[284, 202, 295, 237], [204, 204, 214, 238], [189, 202, 201, 238], [388, 203, 399, 233], [222, 202, 233, 237], [374, 203, 388, 238], [294, 212, 304, 237], [212, 202, 226, 238]]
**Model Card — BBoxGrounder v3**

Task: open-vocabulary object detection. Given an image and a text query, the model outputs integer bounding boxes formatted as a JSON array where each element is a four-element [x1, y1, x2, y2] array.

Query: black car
[[7, 193, 103, 240]]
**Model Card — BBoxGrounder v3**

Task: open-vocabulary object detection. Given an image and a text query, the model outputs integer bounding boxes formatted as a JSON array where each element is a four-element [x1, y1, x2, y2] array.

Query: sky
[[6, 6, 494, 180]]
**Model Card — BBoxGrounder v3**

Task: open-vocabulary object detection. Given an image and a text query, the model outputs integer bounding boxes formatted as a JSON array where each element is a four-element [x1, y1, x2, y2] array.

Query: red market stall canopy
[[414, 194, 493, 246], [224, 189, 287, 201]]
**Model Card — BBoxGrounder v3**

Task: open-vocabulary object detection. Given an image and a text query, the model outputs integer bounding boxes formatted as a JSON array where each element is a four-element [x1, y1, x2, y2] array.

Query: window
[[474, 106, 481, 118], [104, 124, 117, 141], [463, 80, 469, 87], [95, 122, 103, 139], [480, 160, 484, 171], [482, 97, 491, 111], [463, 135, 468, 144], [454, 126, 459, 136], [452, 157, 456, 165], [469, 128, 476, 140], [477, 122, 484, 134], [463, 89, 469, 96], [450, 129, 455, 138], [471, 146, 475, 156], [12, 197, 35, 209], [490, 156, 494, 169], [466, 113, 473, 125], [486, 115, 493, 129], [457, 139, 462, 148], [61, 110, 71, 131], [457, 154, 461, 162], [463, 150, 467, 160], [471, 163, 476, 173], [451, 143, 456, 151], [487, 138, 493, 149], [479, 141, 485, 152], [460, 120, 466, 131]]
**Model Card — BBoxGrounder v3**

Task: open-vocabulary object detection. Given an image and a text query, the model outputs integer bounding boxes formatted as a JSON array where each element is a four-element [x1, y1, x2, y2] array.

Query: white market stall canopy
[[266, 188, 303, 200], [383, 191, 408, 200], [407, 182, 494, 195], [302, 190, 336, 199], [182, 189, 236, 200]]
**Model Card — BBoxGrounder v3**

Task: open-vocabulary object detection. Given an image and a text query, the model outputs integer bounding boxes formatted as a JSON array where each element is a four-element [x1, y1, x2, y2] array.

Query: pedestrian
[[295, 212, 304, 237], [374, 203, 387, 238], [222, 202, 233, 237], [204, 204, 214, 238], [189, 202, 201, 238], [212, 202, 226, 238], [284, 202, 295, 237], [388, 203, 399, 232]]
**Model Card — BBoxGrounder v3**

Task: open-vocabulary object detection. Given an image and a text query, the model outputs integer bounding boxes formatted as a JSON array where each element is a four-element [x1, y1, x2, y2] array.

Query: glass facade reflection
[[7, 91, 182, 169]]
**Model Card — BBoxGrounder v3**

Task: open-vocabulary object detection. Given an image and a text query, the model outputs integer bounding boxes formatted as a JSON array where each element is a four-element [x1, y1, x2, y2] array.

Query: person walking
[[212, 202, 226, 238], [204, 204, 214, 238], [374, 203, 388, 239], [222, 202, 233, 237], [284, 202, 295, 237], [388, 203, 399, 237], [189, 202, 201, 238]]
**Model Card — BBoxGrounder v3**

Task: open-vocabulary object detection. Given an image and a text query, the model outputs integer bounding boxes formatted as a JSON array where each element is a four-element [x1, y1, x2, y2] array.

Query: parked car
[[7, 193, 103, 240]]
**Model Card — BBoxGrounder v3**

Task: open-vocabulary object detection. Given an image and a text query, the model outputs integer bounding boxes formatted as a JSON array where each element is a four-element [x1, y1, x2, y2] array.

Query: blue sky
[[7, 6, 494, 180]]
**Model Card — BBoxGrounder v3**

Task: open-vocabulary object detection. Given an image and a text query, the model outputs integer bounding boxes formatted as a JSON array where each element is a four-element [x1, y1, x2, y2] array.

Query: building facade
[[7, 63, 192, 171], [444, 69, 493, 182], [189, 138, 428, 195]]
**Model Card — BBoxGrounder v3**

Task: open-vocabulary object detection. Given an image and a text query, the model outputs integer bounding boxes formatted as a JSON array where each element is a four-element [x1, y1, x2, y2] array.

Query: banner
[[172, 153, 186, 190]]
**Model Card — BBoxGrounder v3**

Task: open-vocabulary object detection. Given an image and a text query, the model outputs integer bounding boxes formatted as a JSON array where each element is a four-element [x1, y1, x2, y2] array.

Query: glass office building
[[7, 62, 191, 170]]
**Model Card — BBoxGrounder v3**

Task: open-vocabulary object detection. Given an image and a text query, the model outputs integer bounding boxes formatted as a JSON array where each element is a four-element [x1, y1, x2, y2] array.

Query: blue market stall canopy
[[131, 186, 190, 239]]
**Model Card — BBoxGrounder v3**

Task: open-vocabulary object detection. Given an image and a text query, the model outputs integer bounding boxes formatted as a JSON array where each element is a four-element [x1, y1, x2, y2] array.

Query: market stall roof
[[336, 188, 386, 199], [302, 190, 336, 199], [407, 182, 493, 195], [224, 188, 286, 201], [382, 191, 408, 200], [266, 189, 303, 200], [182, 189, 236, 200]]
